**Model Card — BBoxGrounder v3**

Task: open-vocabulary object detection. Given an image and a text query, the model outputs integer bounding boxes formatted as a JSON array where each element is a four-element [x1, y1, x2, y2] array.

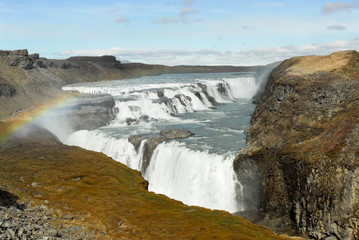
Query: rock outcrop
[[234, 50, 359, 239], [54, 93, 117, 131], [129, 129, 194, 173]]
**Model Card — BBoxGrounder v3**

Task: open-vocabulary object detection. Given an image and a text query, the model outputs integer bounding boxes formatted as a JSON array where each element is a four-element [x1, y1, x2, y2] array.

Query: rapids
[[62, 72, 262, 213]]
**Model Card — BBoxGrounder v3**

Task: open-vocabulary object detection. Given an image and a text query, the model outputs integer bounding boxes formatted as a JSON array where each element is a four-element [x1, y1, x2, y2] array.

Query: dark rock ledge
[[129, 129, 194, 173], [51, 93, 118, 131]]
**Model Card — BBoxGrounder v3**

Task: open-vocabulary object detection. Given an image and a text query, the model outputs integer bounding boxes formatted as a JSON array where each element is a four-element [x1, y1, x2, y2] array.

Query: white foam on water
[[64, 130, 142, 171], [144, 141, 243, 212]]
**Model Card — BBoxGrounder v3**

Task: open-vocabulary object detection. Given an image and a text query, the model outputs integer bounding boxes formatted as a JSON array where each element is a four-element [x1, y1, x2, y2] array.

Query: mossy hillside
[[0, 117, 290, 239]]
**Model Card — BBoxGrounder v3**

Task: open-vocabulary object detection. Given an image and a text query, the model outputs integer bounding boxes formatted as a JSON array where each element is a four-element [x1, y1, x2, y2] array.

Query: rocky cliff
[[234, 50, 359, 239]]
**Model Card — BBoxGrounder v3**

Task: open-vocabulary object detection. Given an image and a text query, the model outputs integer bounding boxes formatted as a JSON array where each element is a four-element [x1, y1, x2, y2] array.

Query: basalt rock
[[0, 80, 16, 97], [217, 83, 227, 95], [197, 83, 220, 106], [157, 90, 165, 98], [174, 94, 192, 109], [234, 50, 359, 239], [10, 56, 35, 70], [128, 134, 148, 151], [54, 94, 117, 131], [128, 129, 194, 173], [8, 49, 28, 56], [67, 55, 117, 63], [60, 61, 79, 69], [5, 49, 39, 70]]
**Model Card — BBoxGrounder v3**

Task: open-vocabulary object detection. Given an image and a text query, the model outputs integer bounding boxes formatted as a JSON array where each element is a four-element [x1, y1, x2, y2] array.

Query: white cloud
[[115, 17, 130, 24], [152, 0, 200, 24], [56, 37, 359, 66], [327, 24, 347, 30], [322, 2, 359, 14]]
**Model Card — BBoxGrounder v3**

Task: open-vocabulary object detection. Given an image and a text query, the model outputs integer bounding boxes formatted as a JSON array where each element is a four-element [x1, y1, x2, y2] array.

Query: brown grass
[[0, 117, 290, 239], [283, 51, 356, 76]]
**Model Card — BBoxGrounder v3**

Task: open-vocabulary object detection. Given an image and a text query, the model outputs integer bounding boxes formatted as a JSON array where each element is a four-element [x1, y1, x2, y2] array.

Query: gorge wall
[[234, 50, 359, 239]]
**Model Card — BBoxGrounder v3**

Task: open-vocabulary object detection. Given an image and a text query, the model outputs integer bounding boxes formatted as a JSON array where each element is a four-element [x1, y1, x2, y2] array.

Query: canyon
[[1, 49, 359, 239]]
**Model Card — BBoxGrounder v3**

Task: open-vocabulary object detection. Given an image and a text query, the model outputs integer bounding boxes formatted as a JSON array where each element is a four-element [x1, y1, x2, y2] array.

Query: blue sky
[[1, 0, 358, 65]]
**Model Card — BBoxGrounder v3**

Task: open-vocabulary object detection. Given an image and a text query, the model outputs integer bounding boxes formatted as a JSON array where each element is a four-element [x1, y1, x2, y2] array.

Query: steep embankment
[[235, 50, 359, 239], [0, 111, 290, 240]]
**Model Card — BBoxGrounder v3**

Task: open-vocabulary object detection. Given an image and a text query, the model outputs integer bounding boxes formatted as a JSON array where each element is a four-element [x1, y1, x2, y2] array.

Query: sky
[[0, 0, 358, 66]]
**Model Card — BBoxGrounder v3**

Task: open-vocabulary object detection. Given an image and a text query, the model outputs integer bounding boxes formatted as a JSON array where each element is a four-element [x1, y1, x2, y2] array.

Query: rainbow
[[0, 93, 77, 143]]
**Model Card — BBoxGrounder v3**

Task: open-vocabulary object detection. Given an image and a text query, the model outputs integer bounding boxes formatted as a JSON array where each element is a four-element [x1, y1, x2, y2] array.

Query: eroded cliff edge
[[234, 50, 359, 239]]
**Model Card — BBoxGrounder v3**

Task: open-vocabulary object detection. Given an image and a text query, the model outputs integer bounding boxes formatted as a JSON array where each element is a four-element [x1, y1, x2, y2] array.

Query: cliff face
[[234, 50, 359, 239]]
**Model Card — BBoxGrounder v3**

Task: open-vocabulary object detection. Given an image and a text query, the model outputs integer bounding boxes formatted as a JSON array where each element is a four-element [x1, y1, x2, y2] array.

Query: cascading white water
[[223, 77, 259, 99], [64, 130, 143, 171], [62, 72, 263, 213], [144, 141, 242, 212]]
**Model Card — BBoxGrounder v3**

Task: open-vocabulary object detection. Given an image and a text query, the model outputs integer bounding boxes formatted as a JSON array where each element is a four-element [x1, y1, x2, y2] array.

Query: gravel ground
[[0, 189, 97, 240]]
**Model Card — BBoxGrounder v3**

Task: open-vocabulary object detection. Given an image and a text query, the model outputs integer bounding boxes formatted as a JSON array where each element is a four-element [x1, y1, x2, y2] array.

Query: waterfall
[[144, 141, 242, 212], [62, 72, 260, 213], [64, 130, 144, 171]]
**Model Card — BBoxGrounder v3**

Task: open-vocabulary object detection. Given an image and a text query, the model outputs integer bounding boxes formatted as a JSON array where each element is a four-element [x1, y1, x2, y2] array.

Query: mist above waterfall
[[253, 62, 282, 102]]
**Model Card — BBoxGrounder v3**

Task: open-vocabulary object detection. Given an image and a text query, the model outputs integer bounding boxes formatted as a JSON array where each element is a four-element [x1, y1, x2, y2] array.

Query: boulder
[[157, 90, 164, 98]]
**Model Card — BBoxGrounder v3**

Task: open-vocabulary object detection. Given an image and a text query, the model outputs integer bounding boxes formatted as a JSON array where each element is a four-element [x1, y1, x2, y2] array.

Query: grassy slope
[[0, 113, 289, 239]]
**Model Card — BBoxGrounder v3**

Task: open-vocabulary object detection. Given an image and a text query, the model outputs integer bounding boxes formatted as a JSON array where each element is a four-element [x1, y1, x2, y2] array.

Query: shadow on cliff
[[0, 189, 26, 210]]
